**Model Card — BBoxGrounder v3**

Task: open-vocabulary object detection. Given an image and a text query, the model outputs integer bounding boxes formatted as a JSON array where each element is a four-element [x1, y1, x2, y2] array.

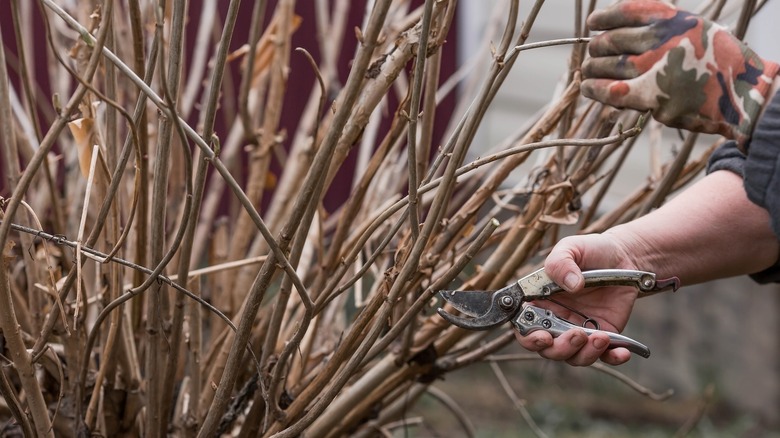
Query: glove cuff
[[735, 60, 780, 152]]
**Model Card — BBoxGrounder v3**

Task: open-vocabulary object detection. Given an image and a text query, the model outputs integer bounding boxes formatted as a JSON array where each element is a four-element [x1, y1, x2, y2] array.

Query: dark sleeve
[[743, 89, 780, 236], [707, 90, 780, 283], [707, 140, 745, 177]]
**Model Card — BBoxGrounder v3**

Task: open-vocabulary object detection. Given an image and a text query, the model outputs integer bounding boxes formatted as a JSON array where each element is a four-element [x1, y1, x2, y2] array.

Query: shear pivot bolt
[[499, 296, 514, 310], [640, 275, 655, 290]]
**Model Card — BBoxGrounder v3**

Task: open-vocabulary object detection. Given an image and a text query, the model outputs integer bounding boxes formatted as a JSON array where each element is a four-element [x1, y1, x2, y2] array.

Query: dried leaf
[[265, 172, 277, 189], [539, 210, 580, 225], [67, 118, 96, 178], [229, 14, 303, 86], [2, 241, 15, 263], [355, 26, 364, 44]]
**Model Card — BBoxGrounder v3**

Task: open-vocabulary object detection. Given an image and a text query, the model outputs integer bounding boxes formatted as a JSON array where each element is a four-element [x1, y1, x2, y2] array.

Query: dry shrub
[[0, 0, 755, 436]]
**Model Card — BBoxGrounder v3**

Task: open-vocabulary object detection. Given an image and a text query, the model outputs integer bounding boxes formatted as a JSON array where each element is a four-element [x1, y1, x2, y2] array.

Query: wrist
[[602, 226, 646, 271], [603, 223, 672, 280]]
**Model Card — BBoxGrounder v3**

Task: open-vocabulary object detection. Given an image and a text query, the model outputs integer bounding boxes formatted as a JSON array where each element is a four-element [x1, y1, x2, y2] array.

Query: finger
[[582, 56, 640, 81], [587, 0, 678, 31], [588, 27, 658, 57], [544, 239, 585, 292], [534, 329, 589, 362], [514, 330, 553, 352], [653, 109, 722, 138], [599, 347, 632, 366], [580, 78, 657, 112], [544, 233, 632, 292], [564, 332, 611, 367]]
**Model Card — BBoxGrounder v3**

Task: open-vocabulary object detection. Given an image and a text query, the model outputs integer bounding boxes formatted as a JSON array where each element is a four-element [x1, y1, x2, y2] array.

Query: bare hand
[[515, 233, 641, 366]]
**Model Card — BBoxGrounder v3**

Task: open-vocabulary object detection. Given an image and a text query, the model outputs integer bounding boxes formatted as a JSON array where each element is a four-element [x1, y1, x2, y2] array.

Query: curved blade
[[438, 290, 494, 317], [437, 285, 524, 330], [436, 307, 509, 331]]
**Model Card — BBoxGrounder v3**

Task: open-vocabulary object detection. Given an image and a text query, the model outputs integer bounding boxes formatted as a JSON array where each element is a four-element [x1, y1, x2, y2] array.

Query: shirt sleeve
[[743, 89, 780, 235], [706, 89, 780, 283]]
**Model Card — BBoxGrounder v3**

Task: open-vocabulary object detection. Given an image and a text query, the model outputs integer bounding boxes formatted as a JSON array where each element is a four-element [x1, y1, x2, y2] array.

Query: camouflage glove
[[581, 0, 779, 150]]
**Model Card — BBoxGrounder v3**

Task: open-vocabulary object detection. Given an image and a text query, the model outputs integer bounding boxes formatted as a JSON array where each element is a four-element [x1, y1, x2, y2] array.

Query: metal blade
[[438, 290, 494, 317], [436, 307, 502, 331], [437, 284, 525, 330]]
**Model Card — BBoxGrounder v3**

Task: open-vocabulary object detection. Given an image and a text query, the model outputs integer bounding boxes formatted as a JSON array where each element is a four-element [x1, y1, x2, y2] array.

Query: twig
[[365, 218, 500, 362], [0, 362, 34, 437], [488, 360, 549, 438], [166, 256, 269, 281], [0, 27, 41, 336], [325, 124, 642, 308], [31, 2, 158, 359], [155, 0, 196, 432], [0, 218, 261, 418], [145, 0, 180, 428], [314, 117, 408, 309], [262, 0, 317, 422], [74, 144, 100, 329], [440, 331, 516, 371], [734, 0, 757, 38], [406, 0, 436, 241], [238, 0, 268, 140], [294, 47, 327, 171], [126, 0, 150, 333], [456, 126, 642, 178], [37, 2, 144, 265], [9, 0, 66, 245], [635, 132, 698, 217], [674, 383, 715, 437], [485, 354, 674, 402], [291, 230, 470, 436], [305, 216, 499, 435], [514, 36, 591, 52], [425, 386, 477, 438], [19, 201, 69, 334], [317, 209, 408, 313], [180, 0, 217, 117], [200, 0, 399, 432], [590, 362, 675, 401], [39, 0, 310, 306], [0, 223, 54, 438], [380, 417, 424, 435]]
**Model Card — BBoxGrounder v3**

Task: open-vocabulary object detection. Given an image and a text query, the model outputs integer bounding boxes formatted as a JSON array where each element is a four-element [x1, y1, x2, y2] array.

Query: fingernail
[[592, 337, 607, 350], [563, 272, 579, 291], [570, 334, 586, 347]]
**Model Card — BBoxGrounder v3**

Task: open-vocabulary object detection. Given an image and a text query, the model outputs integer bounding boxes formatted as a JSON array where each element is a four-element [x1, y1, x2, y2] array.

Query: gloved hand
[[581, 0, 779, 150]]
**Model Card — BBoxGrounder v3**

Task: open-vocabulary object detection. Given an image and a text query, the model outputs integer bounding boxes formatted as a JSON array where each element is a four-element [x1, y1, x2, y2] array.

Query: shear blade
[[437, 286, 522, 330], [438, 290, 494, 317], [436, 307, 507, 331]]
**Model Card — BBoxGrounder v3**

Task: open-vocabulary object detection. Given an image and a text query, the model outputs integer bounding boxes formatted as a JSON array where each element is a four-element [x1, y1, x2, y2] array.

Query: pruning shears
[[436, 268, 680, 358]]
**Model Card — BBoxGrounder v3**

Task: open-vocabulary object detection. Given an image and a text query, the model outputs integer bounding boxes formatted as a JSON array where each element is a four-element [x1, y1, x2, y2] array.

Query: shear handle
[[512, 305, 651, 358], [522, 268, 679, 300]]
